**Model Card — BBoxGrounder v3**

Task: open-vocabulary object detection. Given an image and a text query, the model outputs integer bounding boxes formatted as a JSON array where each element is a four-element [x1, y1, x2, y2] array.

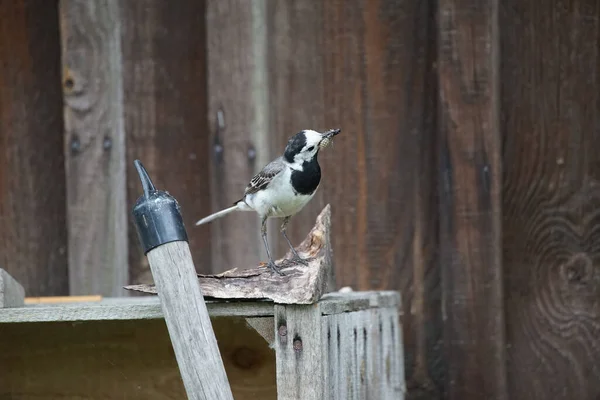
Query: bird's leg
[[281, 216, 309, 266], [261, 216, 284, 276]]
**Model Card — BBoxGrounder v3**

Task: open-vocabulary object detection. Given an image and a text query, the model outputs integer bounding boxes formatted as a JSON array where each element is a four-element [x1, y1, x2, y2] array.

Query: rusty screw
[[293, 338, 303, 353], [278, 325, 287, 337]]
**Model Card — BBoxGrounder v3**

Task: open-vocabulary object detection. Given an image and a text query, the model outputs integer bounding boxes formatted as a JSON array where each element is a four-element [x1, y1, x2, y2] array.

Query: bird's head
[[283, 128, 341, 164]]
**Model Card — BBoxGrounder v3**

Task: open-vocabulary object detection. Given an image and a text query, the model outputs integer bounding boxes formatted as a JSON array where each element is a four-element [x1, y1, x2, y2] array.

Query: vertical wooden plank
[[274, 304, 324, 399], [323, 309, 405, 400], [121, 0, 212, 283], [501, 1, 600, 399], [323, 311, 358, 399], [382, 307, 407, 398], [338, 312, 354, 399], [59, 0, 128, 296], [0, 0, 69, 296], [323, 313, 340, 400], [317, 2, 442, 399], [437, 0, 506, 399], [205, 0, 271, 272]]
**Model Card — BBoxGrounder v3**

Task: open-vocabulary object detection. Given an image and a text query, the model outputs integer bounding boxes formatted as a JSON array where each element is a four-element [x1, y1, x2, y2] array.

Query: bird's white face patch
[[293, 129, 323, 164], [303, 130, 323, 147]]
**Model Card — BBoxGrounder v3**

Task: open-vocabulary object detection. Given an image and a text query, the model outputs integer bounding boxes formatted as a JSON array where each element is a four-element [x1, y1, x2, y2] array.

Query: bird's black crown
[[283, 130, 308, 163]]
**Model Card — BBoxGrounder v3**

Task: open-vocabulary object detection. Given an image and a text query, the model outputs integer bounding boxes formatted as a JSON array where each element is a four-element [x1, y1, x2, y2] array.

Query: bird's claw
[[279, 253, 309, 267], [291, 255, 309, 266], [267, 260, 285, 276], [289, 249, 309, 266]]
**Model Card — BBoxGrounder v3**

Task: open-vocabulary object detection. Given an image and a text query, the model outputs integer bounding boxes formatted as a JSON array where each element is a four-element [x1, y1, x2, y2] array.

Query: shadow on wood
[[125, 205, 333, 304]]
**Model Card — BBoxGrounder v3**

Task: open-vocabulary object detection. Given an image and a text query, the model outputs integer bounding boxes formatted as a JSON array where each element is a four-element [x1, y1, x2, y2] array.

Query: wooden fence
[[1, 0, 600, 399]]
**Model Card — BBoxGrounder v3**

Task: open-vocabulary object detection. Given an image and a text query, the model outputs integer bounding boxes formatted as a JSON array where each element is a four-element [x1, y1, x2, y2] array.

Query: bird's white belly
[[246, 181, 317, 218]]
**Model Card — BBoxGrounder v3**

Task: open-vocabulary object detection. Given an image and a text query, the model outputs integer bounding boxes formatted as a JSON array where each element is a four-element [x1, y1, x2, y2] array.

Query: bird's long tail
[[195, 204, 239, 225]]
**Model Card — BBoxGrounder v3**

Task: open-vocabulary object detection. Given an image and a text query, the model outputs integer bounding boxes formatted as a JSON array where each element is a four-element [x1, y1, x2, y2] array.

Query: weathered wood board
[[59, 0, 128, 297], [437, 0, 506, 399], [0, 0, 69, 297], [145, 239, 234, 400], [500, 0, 600, 398]]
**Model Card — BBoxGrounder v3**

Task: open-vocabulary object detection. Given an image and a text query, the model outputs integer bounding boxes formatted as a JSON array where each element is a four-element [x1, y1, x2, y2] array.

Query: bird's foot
[[291, 254, 309, 266], [267, 260, 285, 276], [290, 248, 310, 266], [281, 253, 309, 267]]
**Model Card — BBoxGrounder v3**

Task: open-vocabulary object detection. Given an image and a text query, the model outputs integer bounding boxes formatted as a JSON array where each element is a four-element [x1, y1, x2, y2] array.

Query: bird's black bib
[[291, 158, 321, 195]]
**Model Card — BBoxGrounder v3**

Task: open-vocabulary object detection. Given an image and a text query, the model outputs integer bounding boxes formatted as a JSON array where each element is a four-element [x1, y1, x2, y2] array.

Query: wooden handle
[[147, 240, 234, 400]]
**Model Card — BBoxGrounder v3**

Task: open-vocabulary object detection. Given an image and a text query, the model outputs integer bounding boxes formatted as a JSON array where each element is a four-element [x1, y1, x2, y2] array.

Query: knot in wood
[[231, 346, 259, 370], [561, 253, 593, 285], [64, 77, 75, 90]]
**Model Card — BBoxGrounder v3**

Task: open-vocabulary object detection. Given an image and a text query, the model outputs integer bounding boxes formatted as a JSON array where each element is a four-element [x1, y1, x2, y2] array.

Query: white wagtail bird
[[195, 128, 341, 275]]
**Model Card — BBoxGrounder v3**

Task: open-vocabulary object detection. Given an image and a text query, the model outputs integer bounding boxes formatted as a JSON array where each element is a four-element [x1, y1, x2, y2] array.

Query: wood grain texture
[[0, 0, 69, 296], [0, 269, 25, 308], [0, 317, 273, 400], [0, 319, 187, 399], [275, 303, 324, 399], [437, 0, 507, 399], [205, 0, 271, 272], [147, 240, 233, 400], [120, 0, 212, 284], [214, 317, 277, 399], [323, 308, 406, 399], [127, 204, 333, 304], [59, 0, 128, 297], [501, 1, 600, 398], [317, 2, 442, 398]]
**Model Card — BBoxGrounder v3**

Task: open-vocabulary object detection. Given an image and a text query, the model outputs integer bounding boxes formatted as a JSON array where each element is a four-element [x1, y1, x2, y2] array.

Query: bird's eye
[[307, 146, 315, 151]]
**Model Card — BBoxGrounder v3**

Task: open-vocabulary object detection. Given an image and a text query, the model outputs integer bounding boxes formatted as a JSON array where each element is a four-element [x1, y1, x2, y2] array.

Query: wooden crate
[[0, 290, 405, 400]]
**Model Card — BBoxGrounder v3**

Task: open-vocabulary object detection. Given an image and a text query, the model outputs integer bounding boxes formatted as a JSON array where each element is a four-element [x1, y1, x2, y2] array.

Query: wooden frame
[[0, 291, 404, 400]]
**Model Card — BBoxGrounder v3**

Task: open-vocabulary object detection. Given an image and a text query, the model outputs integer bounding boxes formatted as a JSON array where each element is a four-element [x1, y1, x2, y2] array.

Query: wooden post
[[437, 0, 507, 399], [274, 304, 324, 399], [59, 0, 128, 297], [131, 160, 233, 400], [0, 0, 69, 297]]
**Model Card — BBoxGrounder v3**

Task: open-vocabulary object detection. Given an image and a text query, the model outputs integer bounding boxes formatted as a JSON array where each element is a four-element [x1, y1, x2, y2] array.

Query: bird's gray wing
[[244, 157, 286, 196]]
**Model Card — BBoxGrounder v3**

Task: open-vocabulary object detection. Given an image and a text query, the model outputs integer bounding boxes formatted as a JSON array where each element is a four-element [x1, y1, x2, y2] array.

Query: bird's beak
[[322, 128, 341, 139]]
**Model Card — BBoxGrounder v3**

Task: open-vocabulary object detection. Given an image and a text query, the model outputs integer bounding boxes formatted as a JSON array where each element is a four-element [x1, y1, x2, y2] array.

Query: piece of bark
[[125, 205, 333, 304]]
